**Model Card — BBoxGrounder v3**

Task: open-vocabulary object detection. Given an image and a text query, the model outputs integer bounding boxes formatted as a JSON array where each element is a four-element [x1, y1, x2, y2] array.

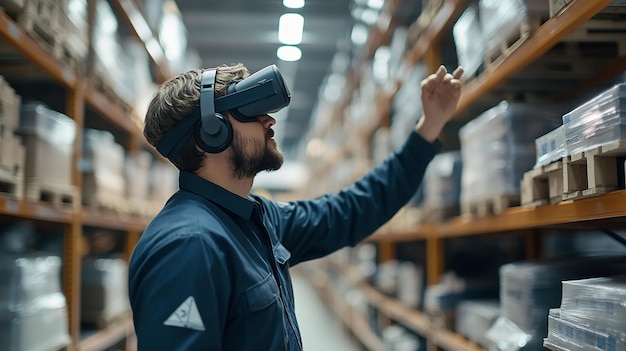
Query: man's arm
[[268, 66, 464, 264]]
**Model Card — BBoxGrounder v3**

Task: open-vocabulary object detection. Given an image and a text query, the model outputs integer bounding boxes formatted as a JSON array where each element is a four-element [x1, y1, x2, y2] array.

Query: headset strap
[[156, 109, 200, 163]]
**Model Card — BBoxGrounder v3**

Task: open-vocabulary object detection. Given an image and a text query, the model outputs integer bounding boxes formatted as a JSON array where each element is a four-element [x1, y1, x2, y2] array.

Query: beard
[[229, 128, 284, 179]]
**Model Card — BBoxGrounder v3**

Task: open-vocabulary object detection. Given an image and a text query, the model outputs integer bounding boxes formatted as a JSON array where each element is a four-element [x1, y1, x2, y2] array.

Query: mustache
[[266, 129, 275, 140]]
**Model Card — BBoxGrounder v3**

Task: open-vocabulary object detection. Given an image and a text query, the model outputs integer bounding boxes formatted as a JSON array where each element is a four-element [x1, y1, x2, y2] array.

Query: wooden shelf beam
[[0, 196, 74, 223], [0, 12, 76, 87]]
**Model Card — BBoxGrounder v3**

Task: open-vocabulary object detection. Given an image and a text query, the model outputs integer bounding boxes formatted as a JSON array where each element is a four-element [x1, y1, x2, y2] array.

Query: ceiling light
[[277, 46, 302, 61], [360, 8, 379, 25], [283, 0, 305, 9], [278, 13, 304, 45], [351, 24, 368, 45], [367, 0, 384, 10]]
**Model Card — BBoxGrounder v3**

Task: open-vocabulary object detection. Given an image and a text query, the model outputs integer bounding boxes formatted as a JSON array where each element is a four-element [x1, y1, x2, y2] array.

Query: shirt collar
[[178, 171, 256, 219]]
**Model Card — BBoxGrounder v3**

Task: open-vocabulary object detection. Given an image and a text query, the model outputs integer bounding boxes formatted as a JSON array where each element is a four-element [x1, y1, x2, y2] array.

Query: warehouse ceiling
[[174, 0, 356, 161]]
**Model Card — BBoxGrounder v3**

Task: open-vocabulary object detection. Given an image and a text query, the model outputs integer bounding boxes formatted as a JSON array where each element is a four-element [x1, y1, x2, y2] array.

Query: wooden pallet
[[521, 161, 564, 208], [421, 204, 460, 223], [84, 190, 130, 217], [562, 140, 626, 201], [462, 194, 520, 218], [0, 165, 22, 199], [24, 181, 78, 209], [484, 16, 542, 70]]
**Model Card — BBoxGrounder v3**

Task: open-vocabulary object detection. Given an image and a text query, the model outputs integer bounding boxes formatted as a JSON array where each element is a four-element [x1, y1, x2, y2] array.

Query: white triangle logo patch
[[164, 296, 205, 331]]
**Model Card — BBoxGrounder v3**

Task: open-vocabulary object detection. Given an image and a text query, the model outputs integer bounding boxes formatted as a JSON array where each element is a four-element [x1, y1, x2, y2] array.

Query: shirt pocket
[[245, 272, 279, 312]]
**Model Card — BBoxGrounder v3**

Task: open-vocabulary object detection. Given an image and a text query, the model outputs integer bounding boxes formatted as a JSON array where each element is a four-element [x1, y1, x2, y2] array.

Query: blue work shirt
[[129, 132, 440, 350]]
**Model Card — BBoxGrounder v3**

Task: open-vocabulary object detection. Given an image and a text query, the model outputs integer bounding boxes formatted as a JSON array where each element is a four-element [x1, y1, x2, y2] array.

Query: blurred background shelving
[[1, 0, 626, 350]]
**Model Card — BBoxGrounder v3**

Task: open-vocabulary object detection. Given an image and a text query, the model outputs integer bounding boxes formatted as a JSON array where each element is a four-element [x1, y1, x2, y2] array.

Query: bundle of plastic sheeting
[[486, 255, 626, 351], [543, 276, 626, 351], [563, 83, 626, 156], [0, 254, 70, 351], [459, 101, 561, 206]]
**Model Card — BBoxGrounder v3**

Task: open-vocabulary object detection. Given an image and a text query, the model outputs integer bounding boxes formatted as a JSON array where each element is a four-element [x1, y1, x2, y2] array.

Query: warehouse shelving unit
[[301, 0, 626, 350], [0, 1, 166, 349]]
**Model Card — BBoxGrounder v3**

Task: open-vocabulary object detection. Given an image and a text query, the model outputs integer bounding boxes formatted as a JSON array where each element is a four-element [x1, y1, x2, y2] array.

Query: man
[[129, 62, 463, 350]]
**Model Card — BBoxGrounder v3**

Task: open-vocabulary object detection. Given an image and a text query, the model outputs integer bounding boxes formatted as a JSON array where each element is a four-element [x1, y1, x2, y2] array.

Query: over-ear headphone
[[196, 68, 233, 153]]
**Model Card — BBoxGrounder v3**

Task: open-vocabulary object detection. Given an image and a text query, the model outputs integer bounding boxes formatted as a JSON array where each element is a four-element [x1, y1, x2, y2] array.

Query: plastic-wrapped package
[[479, 0, 528, 52], [81, 258, 130, 325], [485, 316, 533, 351], [149, 160, 179, 207], [453, 3, 485, 79], [81, 128, 126, 204], [391, 64, 425, 150], [534, 125, 565, 168], [455, 299, 500, 348], [422, 151, 462, 209], [0, 254, 70, 351], [17, 102, 76, 186], [126, 150, 152, 208], [488, 255, 626, 351], [62, 0, 89, 61], [544, 309, 626, 351], [459, 101, 561, 205], [559, 276, 626, 333], [562, 83, 626, 156], [92, 0, 121, 81], [424, 272, 499, 313]]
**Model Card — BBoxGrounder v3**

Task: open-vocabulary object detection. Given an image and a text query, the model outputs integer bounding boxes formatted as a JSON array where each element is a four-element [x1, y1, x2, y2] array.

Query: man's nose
[[258, 115, 276, 128]]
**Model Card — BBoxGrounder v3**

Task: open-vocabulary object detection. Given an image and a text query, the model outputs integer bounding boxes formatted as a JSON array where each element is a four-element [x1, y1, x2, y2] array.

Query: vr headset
[[156, 64, 291, 161]]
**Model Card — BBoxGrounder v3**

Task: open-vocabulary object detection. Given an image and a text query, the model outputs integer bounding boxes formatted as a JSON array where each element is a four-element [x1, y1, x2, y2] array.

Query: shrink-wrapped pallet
[[455, 300, 500, 348], [479, 0, 548, 52], [17, 102, 76, 187], [126, 150, 152, 214], [0, 254, 70, 351], [563, 83, 626, 156], [149, 160, 179, 207], [544, 308, 626, 351], [560, 276, 626, 333], [534, 125, 565, 168], [453, 3, 486, 79], [391, 64, 425, 150], [486, 256, 626, 351], [459, 101, 561, 206], [81, 258, 130, 326], [422, 150, 462, 211], [81, 128, 126, 207], [544, 276, 626, 350]]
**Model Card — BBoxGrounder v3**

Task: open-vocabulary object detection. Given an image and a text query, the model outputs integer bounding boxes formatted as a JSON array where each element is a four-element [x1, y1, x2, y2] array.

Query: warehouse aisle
[[291, 271, 362, 351]]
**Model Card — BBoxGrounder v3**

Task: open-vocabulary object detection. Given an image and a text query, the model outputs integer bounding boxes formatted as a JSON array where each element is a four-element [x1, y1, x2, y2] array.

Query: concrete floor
[[292, 271, 362, 351]]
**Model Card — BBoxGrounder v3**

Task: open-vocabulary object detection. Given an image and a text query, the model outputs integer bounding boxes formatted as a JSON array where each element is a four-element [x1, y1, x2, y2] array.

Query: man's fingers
[[452, 66, 464, 80]]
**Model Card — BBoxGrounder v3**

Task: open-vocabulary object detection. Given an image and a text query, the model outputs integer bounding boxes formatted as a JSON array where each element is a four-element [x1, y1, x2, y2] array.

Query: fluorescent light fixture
[[283, 0, 305, 9], [351, 24, 368, 45], [360, 8, 379, 25], [278, 13, 304, 45], [277, 45, 302, 61], [367, 0, 384, 10]]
